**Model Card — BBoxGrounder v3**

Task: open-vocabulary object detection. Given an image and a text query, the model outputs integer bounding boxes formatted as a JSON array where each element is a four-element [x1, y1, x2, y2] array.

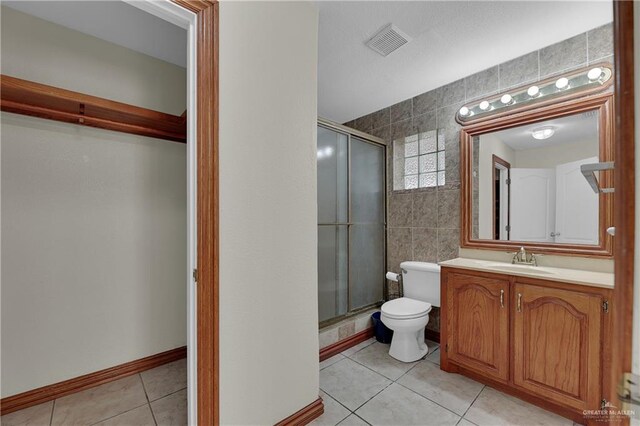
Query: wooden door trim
[[611, 0, 635, 415], [169, 1, 219, 425], [491, 154, 511, 240]]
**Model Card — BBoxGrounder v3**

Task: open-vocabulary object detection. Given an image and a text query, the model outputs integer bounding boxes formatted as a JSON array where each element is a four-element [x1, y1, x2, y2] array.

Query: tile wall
[[344, 23, 614, 333]]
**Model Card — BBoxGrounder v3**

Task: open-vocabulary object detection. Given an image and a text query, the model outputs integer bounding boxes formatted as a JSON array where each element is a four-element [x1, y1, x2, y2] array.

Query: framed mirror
[[460, 89, 614, 257]]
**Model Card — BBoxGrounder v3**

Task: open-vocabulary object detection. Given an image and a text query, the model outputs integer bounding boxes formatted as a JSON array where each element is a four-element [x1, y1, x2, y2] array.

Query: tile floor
[[314, 338, 576, 426], [1, 359, 187, 426]]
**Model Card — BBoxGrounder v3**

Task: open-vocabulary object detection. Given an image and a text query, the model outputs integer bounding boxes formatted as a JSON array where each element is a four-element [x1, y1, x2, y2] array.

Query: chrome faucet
[[510, 247, 538, 266]]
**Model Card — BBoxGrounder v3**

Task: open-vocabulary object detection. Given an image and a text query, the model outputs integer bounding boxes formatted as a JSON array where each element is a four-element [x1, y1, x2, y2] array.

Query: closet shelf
[[1, 75, 186, 143]]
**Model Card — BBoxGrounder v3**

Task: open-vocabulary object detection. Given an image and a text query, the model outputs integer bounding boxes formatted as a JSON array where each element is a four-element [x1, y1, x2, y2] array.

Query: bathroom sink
[[485, 263, 554, 275]]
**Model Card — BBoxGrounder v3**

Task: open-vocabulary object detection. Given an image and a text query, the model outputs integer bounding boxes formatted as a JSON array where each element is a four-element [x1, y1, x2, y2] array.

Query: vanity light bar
[[457, 65, 613, 122]]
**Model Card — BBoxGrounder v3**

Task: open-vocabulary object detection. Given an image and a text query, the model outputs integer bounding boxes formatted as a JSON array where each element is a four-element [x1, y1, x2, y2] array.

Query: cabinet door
[[513, 283, 602, 411], [447, 272, 510, 382]]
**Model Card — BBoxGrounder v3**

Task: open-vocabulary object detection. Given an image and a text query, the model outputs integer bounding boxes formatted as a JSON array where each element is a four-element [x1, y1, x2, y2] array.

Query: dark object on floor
[[371, 311, 393, 344]]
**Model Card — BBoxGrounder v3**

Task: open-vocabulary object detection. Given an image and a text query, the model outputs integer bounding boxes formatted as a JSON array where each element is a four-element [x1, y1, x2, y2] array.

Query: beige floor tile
[[397, 361, 484, 415], [320, 358, 391, 411], [0, 401, 53, 426], [425, 340, 440, 351], [93, 404, 155, 426], [426, 348, 441, 365], [310, 391, 350, 426], [51, 375, 147, 425], [341, 338, 376, 357], [338, 414, 370, 425], [140, 359, 187, 401], [350, 342, 418, 381], [355, 383, 460, 426], [457, 419, 477, 426], [151, 389, 187, 426], [320, 354, 346, 370], [464, 387, 572, 426]]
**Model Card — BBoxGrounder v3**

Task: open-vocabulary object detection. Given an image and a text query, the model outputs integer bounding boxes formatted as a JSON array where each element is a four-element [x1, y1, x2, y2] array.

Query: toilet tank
[[400, 261, 441, 307]]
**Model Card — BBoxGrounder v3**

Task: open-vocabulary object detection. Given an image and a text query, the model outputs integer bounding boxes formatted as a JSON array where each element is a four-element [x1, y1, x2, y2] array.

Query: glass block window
[[393, 130, 445, 190]]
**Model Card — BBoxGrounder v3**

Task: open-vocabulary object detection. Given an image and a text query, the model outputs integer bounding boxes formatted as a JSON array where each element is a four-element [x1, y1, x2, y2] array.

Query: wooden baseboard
[[1, 346, 187, 415], [275, 397, 324, 426], [319, 328, 374, 362]]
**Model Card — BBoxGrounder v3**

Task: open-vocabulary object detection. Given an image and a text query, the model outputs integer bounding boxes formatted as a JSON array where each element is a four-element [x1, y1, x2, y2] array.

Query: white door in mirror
[[510, 168, 556, 242], [555, 157, 599, 245], [509, 157, 599, 245]]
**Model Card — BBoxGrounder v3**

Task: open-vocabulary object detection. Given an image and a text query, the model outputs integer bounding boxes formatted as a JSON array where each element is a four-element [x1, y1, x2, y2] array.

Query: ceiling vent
[[366, 24, 412, 57]]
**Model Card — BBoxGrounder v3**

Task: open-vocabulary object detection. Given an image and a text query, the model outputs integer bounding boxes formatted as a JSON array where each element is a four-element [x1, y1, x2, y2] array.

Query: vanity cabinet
[[441, 267, 611, 424], [513, 284, 602, 412], [445, 272, 509, 382]]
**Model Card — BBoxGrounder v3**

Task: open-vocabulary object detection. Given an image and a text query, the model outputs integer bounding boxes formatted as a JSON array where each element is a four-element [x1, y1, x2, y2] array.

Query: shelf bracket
[[580, 161, 615, 194]]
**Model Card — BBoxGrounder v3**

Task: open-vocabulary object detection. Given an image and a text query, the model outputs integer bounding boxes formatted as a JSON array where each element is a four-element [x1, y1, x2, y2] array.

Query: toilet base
[[388, 329, 429, 362], [380, 313, 430, 363]]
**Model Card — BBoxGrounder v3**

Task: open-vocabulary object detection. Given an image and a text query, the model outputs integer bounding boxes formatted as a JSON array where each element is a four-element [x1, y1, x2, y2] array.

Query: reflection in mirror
[[472, 110, 600, 246]]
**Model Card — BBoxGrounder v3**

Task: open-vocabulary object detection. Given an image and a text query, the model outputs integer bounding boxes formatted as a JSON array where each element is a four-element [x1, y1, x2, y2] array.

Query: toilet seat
[[381, 297, 432, 320]]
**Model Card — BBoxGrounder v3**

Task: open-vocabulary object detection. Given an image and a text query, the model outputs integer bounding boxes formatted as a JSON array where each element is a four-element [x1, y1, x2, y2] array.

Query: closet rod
[[1, 75, 187, 143]]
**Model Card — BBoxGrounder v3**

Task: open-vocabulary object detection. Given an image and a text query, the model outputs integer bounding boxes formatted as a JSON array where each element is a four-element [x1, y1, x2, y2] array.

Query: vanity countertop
[[439, 257, 614, 289]]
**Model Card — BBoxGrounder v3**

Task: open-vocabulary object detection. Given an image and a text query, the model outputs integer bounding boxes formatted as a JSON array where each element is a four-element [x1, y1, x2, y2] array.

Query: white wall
[[0, 6, 186, 115], [1, 7, 187, 397], [218, 1, 320, 424], [513, 140, 599, 169]]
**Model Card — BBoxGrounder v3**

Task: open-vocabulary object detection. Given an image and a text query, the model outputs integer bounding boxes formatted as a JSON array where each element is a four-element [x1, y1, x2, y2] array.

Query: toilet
[[381, 261, 441, 362]]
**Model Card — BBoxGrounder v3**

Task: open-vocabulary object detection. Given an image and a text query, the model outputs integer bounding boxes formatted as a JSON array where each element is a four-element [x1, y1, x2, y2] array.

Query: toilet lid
[[381, 297, 431, 319]]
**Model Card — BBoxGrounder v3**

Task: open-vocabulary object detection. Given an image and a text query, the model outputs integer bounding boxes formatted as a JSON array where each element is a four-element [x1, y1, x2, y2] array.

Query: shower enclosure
[[317, 119, 386, 325]]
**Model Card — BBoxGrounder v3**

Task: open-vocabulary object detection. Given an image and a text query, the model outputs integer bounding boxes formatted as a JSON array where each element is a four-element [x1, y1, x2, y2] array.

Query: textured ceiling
[[491, 111, 598, 151], [3, 1, 187, 67], [318, 1, 613, 123]]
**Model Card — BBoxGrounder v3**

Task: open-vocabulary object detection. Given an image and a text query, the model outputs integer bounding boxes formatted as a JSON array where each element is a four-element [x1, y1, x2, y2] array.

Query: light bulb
[[531, 126, 555, 140], [479, 101, 490, 111], [459, 106, 470, 116], [555, 77, 569, 90], [527, 86, 540, 97], [587, 67, 603, 81], [501, 94, 513, 105]]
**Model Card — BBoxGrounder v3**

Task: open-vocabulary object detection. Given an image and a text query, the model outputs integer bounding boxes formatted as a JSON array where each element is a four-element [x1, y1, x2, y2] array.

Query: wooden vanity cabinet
[[513, 283, 602, 412], [441, 267, 611, 424], [445, 272, 510, 382]]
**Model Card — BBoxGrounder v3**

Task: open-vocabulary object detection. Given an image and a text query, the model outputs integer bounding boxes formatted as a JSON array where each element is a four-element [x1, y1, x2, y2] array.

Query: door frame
[[611, 0, 635, 418], [492, 154, 511, 240], [174, 2, 219, 425], [128, 1, 219, 424]]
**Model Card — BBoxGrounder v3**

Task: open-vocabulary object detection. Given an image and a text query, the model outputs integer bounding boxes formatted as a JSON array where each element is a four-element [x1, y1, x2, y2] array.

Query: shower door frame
[[317, 118, 388, 327]]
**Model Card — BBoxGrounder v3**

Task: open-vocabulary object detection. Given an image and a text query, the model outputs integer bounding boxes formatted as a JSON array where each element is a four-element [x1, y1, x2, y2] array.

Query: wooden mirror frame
[[460, 90, 614, 258]]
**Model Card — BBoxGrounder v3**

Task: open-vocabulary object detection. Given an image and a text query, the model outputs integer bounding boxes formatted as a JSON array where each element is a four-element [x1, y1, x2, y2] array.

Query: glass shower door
[[317, 126, 348, 322], [317, 125, 386, 324], [349, 137, 385, 310]]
